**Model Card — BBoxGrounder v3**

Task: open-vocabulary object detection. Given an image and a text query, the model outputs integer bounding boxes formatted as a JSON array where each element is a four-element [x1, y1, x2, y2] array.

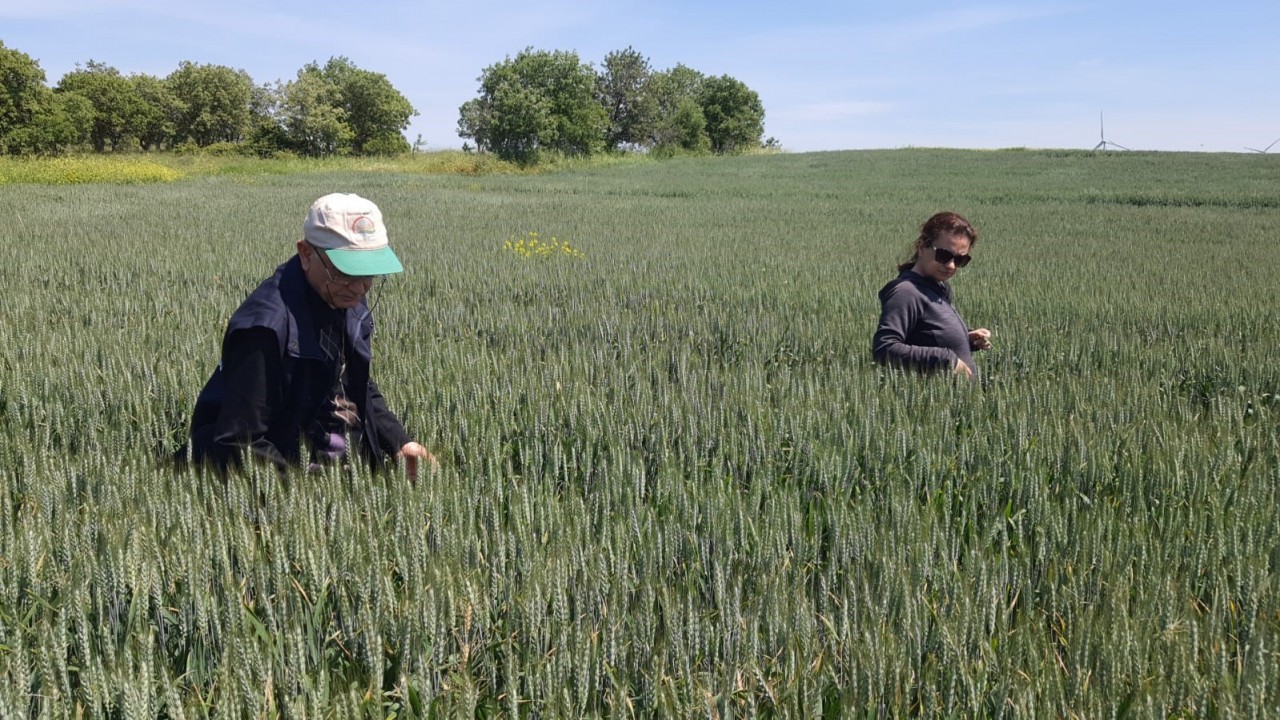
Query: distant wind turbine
[[1093, 112, 1128, 151], [1244, 137, 1280, 153]]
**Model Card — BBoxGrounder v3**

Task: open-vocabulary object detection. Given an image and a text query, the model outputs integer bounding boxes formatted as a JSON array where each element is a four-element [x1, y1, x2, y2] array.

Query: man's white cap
[[303, 193, 403, 276]]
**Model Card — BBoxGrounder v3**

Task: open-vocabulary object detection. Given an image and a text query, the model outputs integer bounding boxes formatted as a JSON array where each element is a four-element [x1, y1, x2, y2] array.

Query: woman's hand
[[954, 358, 974, 379], [968, 328, 993, 351], [396, 441, 439, 483]]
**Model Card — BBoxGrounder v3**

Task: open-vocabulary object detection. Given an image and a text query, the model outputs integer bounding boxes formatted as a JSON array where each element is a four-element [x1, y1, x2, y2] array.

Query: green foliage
[[0, 40, 91, 155], [456, 97, 486, 152], [2, 149, 1278, 716], [0, 41, 47, 136], [266, 57, 417, 158], [165, 61, 255, 146], [2, 40, 418, 158], [670, 97, 712, 153], [318, 57, 417, 155], [281, 68, 352, 156], [200, 141, 254, 157], [597, 47, 657, 150], [699, 75, 765, 153], [129, 73, 181, 151], [648, 63, 708, 151], [55, 60, 145, 152], [362, 131, 411, 156], [2, 90, 94, 155], [460, 48, 607, 163], [459, 47, 769, 162]]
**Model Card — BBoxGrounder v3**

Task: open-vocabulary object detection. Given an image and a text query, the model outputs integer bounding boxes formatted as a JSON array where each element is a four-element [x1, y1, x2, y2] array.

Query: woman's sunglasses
[[929, 245, 972, 268]]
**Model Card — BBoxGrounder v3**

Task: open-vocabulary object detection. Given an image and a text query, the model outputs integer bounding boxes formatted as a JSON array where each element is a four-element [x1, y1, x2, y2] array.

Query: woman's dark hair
[[897, 211, 978, 272]]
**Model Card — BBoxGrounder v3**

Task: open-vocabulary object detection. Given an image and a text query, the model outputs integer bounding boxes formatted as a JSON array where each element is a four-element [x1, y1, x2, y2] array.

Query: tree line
[[0, 42, 417, 157], [459, 47, 770, 163], [1, 41, 769, 162]]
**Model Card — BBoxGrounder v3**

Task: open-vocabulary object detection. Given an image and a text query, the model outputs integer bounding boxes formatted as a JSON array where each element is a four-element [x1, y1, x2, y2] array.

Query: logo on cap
[[351, 216, 377, 237]]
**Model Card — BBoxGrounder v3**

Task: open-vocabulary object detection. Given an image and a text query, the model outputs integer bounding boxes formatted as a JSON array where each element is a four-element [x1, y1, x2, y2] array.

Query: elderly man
[[185, 192, 435, 478]]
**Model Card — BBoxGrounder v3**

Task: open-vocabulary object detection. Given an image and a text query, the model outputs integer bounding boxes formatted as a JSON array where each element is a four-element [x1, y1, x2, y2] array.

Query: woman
[[872, 211, 992, 378]]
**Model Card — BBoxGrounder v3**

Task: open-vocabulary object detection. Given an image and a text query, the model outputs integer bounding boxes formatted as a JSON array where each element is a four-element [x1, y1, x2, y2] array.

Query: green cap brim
[[325, 246, 403, 276]]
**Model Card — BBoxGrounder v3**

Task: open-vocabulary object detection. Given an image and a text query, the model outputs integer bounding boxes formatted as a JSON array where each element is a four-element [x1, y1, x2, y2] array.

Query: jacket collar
[[898, 269, 952, 303], [278, 255, 370, 361]]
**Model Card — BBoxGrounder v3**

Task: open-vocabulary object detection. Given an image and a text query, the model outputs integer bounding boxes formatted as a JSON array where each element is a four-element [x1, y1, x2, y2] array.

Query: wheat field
[[1, 149, 1278, 717]]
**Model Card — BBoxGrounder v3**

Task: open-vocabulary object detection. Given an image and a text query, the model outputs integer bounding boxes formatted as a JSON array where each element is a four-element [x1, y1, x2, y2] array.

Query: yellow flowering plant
[[502, 231, 584, 258]]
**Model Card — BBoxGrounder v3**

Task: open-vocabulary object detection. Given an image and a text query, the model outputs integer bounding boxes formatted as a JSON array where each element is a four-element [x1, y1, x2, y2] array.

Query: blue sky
[[3, 0, 1278, 153]]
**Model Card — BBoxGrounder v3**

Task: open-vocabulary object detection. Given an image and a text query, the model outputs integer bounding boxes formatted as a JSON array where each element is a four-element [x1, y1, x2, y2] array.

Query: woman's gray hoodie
[[872, 269, 975, 375]]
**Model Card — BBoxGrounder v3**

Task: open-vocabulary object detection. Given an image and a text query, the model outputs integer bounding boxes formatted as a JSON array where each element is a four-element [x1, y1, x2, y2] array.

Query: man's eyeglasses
[[929, 245, 972, 268], [310, 245, 382, 287]]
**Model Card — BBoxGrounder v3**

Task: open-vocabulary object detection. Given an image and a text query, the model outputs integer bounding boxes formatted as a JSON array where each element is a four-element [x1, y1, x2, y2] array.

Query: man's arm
[[365, 379, 412, 455], [365, 380, 437, 479], [209, 327, 291, 469]]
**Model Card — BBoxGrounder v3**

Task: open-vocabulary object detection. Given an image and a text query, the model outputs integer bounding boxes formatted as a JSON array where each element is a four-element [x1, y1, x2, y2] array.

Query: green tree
[[280, 68, 351, 156], [670, 97, 711, 153], [456, 97, 490, 152], [316, 57, 415, 155], [0, 42, 92, 154], [459, 48, 606, 163], [56, 60, 144, 152], [166, 61, 253, 146], [244, 82, 290, 156], [0, 41, 52, 153], [647, 64, 706, 151], [5, 89, 93, 154], [698, 75, 765, 153], [274, 58, 414, 156], [597, 47, 656, 151], [466, 80, 553, 162], [130, 73, 181, 151], [47, 92, 95, 151]]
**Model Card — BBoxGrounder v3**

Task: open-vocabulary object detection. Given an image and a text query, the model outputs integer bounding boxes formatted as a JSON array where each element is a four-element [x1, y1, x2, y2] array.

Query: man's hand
[[954, 358, 974, 379], [968, 328, 993, 351], [396, 441, 439, 483]]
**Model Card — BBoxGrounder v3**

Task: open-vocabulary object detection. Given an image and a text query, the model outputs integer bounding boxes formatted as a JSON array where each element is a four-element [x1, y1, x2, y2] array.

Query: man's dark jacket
[[186, 256, 410, 471]]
